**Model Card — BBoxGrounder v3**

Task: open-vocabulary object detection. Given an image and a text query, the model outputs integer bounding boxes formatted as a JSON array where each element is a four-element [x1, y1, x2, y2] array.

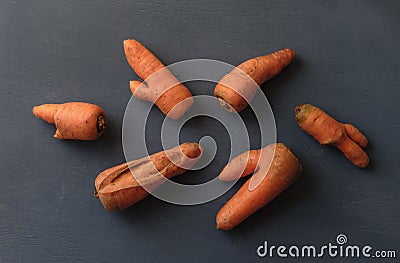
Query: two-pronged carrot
[[295, 104, 369, 168], [94, 142, 202, 211], [32, 102, 106, 140], [124, 39, 193, 119], [216, 143, 301, 230]]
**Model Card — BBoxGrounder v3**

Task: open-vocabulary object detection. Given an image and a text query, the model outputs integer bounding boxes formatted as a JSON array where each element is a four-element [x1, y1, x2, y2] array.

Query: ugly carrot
[[94, 142, 202, 211], [295, 104, 369, 168], [216, 143, 301, 230], [32, 102, 106, 140], [124, 39, 193, 119], [214, 48, 295, 112]]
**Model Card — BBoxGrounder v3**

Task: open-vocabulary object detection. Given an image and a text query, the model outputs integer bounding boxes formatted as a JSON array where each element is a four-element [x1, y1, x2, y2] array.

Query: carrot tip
[[123, 39, 133, 46], [129, 80, 142, 94], [53, 129, 64, 140]]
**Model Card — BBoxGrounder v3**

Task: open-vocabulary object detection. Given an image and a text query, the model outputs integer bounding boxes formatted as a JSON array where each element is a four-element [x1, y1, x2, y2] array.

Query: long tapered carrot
[[216, 143, 301, 230], [295, 104, 369, 168], [32, 102, 106, 140], [124, 39, 193, 119], [214, 49, 295, 112], [94, 143, 202, 211]]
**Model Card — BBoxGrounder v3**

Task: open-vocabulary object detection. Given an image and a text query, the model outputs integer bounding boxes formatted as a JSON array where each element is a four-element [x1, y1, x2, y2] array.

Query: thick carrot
[[32, 102, 106, 140], [214, 49, 295, 112], [295, 104, 369, 168], [216, 143, 301, 230], [94, 143, 202, 211], [124, 39, 193, 119]]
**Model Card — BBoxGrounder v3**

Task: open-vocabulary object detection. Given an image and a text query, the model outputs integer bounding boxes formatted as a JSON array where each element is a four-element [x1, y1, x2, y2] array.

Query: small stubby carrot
[[216, 143, 301, 230], [295, 104, 369, 168], [214, 49, 295, 112], [94, 142, 202, 211], [124, 39, 194, 119], [32, 102, 106, 140]]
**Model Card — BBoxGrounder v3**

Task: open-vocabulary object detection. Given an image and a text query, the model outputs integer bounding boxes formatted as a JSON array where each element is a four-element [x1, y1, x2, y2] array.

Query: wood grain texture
[[0, 0, 399, 262]]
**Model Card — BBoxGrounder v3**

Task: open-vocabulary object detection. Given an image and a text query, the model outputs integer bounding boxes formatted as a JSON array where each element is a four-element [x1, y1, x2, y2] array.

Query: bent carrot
[[214, 49, 295, 112], [295, 104, 369, 168], [94, 142, 202, 211], [124, 39, 193, 119], [32, 102, 106, 140], [216, 143, 301, 230]]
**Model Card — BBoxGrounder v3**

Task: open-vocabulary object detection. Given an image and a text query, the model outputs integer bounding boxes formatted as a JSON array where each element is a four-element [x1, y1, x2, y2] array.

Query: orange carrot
[[124, 39, 193, 119], [343, 124, 368, 148], [216, 143, 301, 230], [214, 49, 295, 112], [218, 149, 261, 181], [295, 104, 369, 168], [32, 102, 106, 140], [94, 143, 202, 211]]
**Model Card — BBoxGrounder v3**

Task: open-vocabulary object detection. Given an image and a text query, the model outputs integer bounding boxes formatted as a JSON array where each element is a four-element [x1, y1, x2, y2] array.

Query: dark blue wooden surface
[[0, 1, 399, 262]]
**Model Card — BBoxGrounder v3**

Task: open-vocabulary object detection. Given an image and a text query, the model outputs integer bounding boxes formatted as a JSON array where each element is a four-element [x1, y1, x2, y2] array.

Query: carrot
[[32, 102, 106, 140], [94, 142, 202, 211], [218, 149, 261, 181], [295, 104, 369, 168], [124, 39, 193, 119], [214, 48, 295, 112], [343, 124, 368, 148], [216, 143, 301, 230]]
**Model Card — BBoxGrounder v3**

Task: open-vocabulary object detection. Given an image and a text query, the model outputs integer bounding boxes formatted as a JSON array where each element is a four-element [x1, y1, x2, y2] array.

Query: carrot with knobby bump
[[124, 39, 193, 119], [295, 104, 369, 168], [216, 143, 301, 230], [32, 102, 106, 140], [94, 143, 202, 211], [214, 48, 295, 112]]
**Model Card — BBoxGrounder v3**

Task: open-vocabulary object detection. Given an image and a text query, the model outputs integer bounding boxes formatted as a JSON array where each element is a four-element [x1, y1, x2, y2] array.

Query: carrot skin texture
[[295, 104, 369, 168], [124, 39, 193, 119], [94, 143, 202, 211], [216, 143, 301, 230], [214, 49, 295, 112], [32, 102, 106, 140]]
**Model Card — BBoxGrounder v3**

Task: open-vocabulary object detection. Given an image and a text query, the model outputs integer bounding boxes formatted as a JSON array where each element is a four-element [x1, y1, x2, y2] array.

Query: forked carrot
[[32, 102, 106, 140], [216, 143, 301, 230], [124, 39, 193, 119], [94, 143, 202, 211], [295, 104, 369, 168]]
